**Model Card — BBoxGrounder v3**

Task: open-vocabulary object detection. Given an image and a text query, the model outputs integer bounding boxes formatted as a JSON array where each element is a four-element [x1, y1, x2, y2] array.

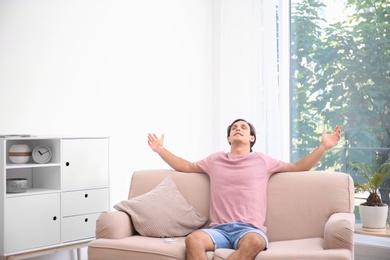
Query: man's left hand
[[322, 125, 343, 150]]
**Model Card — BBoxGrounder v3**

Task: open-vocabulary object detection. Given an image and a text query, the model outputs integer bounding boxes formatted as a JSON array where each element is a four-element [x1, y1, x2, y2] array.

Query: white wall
[[0, 1, 214, 259]]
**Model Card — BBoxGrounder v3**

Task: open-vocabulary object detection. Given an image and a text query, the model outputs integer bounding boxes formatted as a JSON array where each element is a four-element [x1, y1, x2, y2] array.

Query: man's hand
[[147, 133, 165, 153], [284, 125, 343, 172], [147, 133, 201, 173], [321, 125, 342, 150]]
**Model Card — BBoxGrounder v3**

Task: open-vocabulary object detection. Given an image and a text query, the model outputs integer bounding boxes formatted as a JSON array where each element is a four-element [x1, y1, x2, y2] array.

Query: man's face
[[228, 120, 254, 146]]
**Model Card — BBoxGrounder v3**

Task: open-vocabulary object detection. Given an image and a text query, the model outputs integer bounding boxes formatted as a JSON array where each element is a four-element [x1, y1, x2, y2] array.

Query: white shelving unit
[[0, 136, 109, 260]]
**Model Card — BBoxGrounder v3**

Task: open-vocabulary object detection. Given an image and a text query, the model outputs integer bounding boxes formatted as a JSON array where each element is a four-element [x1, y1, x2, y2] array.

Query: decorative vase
[[8, 144, 32, 164], [359, 204, 389, 231]]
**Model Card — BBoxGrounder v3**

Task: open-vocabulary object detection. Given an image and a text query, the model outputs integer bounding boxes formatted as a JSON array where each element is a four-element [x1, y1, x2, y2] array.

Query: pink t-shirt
[[194, 151, 288, 233]]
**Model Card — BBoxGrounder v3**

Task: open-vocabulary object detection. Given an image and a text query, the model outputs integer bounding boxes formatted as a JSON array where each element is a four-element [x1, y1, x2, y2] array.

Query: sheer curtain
[[212, 0, 288, 160]]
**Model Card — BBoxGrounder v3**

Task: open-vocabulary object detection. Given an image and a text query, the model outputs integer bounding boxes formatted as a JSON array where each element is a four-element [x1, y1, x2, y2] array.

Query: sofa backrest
[[129, 170, 354, 241], [265, 171, 354, 242]]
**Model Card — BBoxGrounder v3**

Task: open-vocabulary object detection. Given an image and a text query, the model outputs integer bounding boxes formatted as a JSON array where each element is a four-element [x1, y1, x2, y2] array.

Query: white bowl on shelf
[[6, 178, 28, 193]]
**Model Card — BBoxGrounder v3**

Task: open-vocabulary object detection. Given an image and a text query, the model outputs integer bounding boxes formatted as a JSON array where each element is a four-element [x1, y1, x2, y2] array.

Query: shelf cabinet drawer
[[62, 188, 109, 217], [61, 213, 100, 243]]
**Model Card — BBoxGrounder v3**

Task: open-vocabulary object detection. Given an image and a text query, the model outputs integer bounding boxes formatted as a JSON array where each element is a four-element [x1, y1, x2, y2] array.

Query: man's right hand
[[147, 133, 202, 173], [147, 133, 164, 153]]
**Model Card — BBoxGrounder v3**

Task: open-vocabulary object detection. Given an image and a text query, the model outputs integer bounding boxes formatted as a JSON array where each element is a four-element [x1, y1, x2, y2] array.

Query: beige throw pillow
[[114, 175, 208, 237]]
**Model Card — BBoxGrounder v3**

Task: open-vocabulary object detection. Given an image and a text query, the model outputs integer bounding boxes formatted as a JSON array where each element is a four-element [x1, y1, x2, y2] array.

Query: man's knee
[[238, 233, 266, 251], [185, 232, 200, 247], [185, 231, 214, 250]]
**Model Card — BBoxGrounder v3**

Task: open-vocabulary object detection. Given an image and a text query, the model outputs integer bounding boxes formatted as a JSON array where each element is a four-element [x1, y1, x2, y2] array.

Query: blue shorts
[[200, 222, 268, 250]]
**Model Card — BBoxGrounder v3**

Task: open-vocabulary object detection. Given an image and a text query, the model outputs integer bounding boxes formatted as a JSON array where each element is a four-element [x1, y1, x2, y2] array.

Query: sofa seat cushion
[[88, 236, 187, 260], [88, 235, 216, 260], [213, 238, 352, 260]]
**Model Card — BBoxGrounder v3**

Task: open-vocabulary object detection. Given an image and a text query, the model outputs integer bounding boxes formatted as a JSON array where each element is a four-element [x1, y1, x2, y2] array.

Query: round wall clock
[[32, 145, 52, 164]]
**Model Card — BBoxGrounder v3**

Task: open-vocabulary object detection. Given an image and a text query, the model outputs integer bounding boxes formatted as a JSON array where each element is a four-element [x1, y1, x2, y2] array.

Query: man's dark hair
[[227, 119, 257, 152]]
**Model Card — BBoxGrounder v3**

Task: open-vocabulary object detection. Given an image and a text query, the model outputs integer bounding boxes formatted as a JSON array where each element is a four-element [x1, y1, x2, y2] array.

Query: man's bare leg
[[185, 231, 215, 260], [227, 233, 266, 260]]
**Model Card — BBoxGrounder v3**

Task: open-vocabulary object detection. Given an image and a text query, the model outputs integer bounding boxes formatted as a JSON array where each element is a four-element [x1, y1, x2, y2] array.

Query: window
[[289, 0, 390, 211]]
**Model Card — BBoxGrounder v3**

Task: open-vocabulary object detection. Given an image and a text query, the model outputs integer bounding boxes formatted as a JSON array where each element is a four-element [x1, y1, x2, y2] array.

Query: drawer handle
[[53, 216, 57, 221], [66, 162, 70, 166], [85, 218, 88, 222], [85, 194, 88, 198]]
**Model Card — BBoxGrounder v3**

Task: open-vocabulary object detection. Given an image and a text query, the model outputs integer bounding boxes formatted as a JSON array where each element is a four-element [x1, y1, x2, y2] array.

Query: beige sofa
[[88, 169, 355, 260]]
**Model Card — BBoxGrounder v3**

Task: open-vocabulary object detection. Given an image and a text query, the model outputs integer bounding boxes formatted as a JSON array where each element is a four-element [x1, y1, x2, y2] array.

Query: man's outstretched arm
[[284, 125, 343, 172], [147, 133, 202, 173]]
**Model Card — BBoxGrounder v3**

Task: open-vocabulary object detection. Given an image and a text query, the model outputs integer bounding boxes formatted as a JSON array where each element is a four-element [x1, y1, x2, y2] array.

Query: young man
[[147, 119, 342, 260]]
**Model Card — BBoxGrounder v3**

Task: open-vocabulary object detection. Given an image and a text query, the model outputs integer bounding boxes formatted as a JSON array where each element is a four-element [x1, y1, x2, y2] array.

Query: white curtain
[[212, 0, 288, 160]]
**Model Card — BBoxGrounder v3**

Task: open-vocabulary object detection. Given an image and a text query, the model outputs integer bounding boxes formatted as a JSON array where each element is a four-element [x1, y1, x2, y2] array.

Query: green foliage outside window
[[290, 0, 390, 185]]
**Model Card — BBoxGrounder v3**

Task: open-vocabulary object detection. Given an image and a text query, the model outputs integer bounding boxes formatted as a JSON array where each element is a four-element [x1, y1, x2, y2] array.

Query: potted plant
[[349, 157, 390, 231]]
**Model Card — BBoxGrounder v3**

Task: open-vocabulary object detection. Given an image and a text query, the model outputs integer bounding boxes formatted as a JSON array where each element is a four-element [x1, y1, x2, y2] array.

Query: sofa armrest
[[323, 212, 354, 251], [96, 211, 136, 239]]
